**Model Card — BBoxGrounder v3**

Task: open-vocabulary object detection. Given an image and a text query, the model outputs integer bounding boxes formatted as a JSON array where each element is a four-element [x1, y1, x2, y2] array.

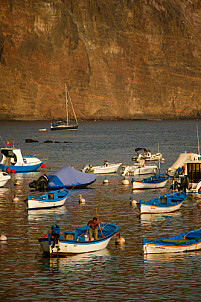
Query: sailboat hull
[[51, 123, 78, 131]]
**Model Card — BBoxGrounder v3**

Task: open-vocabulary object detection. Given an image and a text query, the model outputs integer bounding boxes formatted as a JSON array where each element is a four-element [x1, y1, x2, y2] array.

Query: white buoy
[[115, 233, 125, 245], [12, 194, 19, 202], [79, 194, 86, 204], [130, 197, 138, 205], [122, 178, 129, 185], [0, 235, 7, 241], [103, 178, 109, 184]]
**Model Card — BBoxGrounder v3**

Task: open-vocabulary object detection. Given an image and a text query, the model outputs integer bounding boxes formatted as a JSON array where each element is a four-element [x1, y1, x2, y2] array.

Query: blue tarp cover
[[47, 165, 96, 189]]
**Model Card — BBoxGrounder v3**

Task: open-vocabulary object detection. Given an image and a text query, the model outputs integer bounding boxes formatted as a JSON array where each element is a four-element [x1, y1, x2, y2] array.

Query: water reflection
[[139, 211, 182, 226], [143, 250, 201, 278], [27, 206, 68, 222], [39, 249, 113, 273]]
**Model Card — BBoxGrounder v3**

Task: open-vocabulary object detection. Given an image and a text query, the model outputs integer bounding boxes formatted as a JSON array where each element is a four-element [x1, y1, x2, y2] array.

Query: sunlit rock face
[[0, 0, 200, 121]]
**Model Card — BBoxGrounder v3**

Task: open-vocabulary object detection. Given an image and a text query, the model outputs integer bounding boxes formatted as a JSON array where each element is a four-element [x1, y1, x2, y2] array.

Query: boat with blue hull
[[138, 192, 187, 214], [26, 189, 71, 210], [38, 223, 119, 257], [143, 228, 201, 254], [0, 147, 47, 173], [132, 173, 170, 190]]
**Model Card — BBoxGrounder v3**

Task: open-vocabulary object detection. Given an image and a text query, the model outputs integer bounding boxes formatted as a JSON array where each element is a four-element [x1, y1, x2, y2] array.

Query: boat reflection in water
[[143, 250, 201, 278], [39, 248, 113, 273], [27, 206, 67, 222], [139, 211, 182, 227]]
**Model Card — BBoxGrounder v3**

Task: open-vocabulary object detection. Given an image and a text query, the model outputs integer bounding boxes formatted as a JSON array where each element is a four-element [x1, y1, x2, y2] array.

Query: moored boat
[[138, 192, 187, 214], [132, 148, 164, 162], [0, 147, 47, 173], [82, 161, 122, 174], [26, 189, 71, 210], [143, 228, 201, 254], [29, 165, 96, 190], [51, 84, 78, 131], [0, 171, 11, 187], [132, 173, 169, 190], [38, 222, 119, 256], [121, 161, 158, 176]]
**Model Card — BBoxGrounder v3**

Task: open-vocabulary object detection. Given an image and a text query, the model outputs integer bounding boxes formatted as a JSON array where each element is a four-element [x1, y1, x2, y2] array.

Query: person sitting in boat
[[51, 224, 60, 248], [86, 217, 103, 241]]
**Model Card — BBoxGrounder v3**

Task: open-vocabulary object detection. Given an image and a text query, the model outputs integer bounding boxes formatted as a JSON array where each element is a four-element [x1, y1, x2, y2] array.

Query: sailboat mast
[[65, 84, 68, 125], [68, 88, 79, 125], [197, 124, 200, 155]]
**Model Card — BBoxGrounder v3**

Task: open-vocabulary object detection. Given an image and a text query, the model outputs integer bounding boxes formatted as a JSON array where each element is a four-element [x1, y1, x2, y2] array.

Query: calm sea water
[[1, 120, 201, 301]]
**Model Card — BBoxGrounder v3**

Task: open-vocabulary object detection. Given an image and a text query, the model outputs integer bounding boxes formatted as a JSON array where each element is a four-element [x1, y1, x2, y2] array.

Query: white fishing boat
[[0, 171, 11, 187], [38, 223, 119, 256], [121, 160, 158, 176], [132, 148, 164, 162], [132, 173, 169, 190], [51, 84, 78, 131], [0, 146, 47, 173], [167, 151, 200, 176], [82, 161, 122, 174], [137, 192, 187, 214], [26, 189, 71, 210], [171, 157, 201, 194]]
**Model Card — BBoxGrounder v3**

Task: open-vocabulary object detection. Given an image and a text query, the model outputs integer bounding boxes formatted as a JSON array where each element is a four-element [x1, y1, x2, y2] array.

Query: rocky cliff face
[[0, 0, 201, 120]]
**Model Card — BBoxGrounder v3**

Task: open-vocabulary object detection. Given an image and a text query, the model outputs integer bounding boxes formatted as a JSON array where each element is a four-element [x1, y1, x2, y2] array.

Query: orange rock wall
[[0, 0, 201, 120]]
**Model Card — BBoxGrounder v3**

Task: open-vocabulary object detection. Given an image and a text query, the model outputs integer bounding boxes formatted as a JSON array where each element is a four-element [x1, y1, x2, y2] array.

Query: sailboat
[[50, 84, 79, 131]]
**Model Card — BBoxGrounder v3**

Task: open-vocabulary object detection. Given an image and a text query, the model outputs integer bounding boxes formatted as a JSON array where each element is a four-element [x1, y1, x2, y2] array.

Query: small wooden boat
[[0, 147, 47, 173], [138, 192, 187, 214], [143, 228, 201, 254], [132, 173, 169, 190], [0, 171, 11, 187], [82, 161, 122, 174], [26, 189, 71, 210], [38, 223, 119, 257]]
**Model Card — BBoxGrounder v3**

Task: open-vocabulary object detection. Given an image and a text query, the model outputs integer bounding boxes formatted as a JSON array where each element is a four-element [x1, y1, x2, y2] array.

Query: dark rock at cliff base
[[25, 139, 39, 143]]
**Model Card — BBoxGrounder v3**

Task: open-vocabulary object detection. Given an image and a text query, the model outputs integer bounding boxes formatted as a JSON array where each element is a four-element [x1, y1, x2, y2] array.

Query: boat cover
[[47, 165, 96, 189]]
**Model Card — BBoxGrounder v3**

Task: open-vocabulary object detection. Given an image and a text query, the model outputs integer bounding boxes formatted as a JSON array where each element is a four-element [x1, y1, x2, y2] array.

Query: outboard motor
[[29, 174, 48, 191]]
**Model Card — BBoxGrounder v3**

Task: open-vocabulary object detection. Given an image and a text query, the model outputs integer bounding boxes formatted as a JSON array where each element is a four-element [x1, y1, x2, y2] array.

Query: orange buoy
[[115, 233, 125, 245], [103, 178, 109, 184], [0, 235, 7, 241], [122, 178, 129, 185], [12, 194, 19, 202], [130, 197, 138, 205]]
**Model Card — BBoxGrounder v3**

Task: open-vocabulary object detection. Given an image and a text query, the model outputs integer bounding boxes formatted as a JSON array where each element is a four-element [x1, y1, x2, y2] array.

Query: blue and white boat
[[38, 223, 119, 256], [143, 228, 201, 254], [0, 147, 47, 173], [138, 192, 187, 214], [132, 173, 170, 190], [26, 189, 71, 210]]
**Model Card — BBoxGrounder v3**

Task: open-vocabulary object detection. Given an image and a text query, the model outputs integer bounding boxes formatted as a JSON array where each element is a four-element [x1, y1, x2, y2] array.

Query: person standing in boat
[[51, 224, 60, 248], [86, 217, 103, 241]]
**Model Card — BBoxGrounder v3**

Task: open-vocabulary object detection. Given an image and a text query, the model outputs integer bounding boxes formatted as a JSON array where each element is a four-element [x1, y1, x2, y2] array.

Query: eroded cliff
[[0, 0, 201, 120]]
